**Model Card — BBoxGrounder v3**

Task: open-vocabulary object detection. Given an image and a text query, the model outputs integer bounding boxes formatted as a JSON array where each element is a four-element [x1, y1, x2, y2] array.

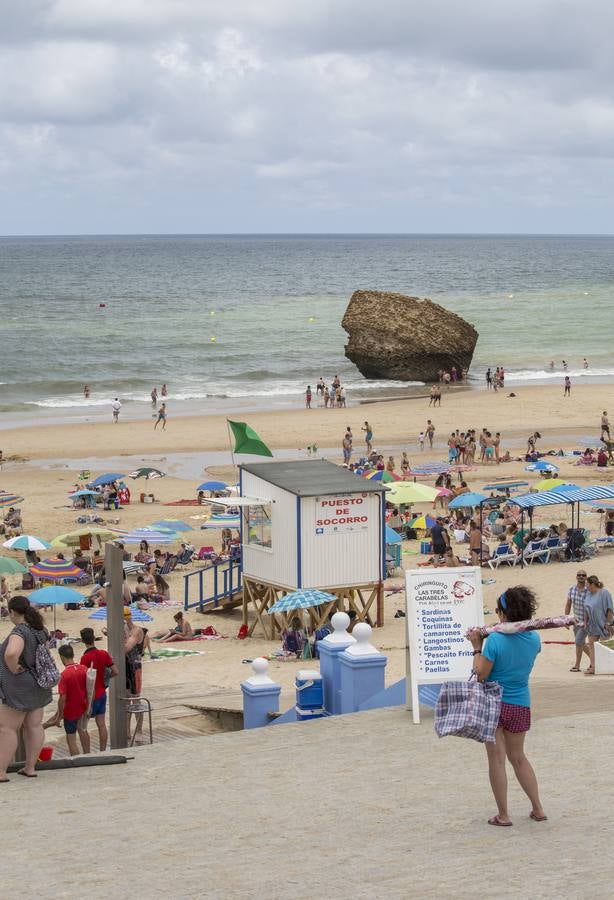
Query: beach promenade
[[3, 702, 611, 899]]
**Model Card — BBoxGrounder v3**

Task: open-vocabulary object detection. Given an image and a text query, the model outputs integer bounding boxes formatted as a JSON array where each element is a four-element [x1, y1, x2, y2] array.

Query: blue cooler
[[295, 669, 323, 711], [420, 540, 432, 554]]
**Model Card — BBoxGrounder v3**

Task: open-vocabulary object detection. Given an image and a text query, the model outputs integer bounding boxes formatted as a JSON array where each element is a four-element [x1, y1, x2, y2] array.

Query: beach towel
[[466, 614, 576, 640], [149, 648, 204, 659]]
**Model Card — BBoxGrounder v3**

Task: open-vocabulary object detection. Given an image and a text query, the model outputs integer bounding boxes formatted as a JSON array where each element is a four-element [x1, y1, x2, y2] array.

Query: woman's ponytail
[[8, 595, 45, 631]]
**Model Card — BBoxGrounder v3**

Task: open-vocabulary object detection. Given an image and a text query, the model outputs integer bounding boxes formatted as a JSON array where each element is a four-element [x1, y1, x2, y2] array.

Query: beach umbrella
[[364, 470, 401, 482], [113, 528, 179, 544], [407, 464, 450, 476], [28, 585, 86, 629], [436, 488, 454, 497], [202, 516, 241, 529], [88, 473, 125, 487], [535, 479, 577, 491], [29, 558, 84, 581], [197, 481, 228, 492], [525, 461, 559, 473], [3, 535, 51, 552], [129, 467, 166, 480], [385, 525, 402, 544], [151, 519, 192, 532], [267, 589, 335, 615], [385, 482, 439, 504], [0, 557, 27, 574], [68, 490, 99, 499], [51, 527, 117, 547], [448, 492, 489, 509], [408, 515, 437, 530], [0, 494, 24, 507], [88, 606, 153, 622]]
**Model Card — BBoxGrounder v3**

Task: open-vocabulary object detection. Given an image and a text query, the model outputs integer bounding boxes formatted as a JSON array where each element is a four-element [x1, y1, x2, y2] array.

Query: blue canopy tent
[[508, 484, 614, 565]]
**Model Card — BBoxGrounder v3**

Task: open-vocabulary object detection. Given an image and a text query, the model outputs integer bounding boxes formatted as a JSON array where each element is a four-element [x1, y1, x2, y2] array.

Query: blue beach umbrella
[[385, 525, 402, 544], [267, 589, 336, 615], [448, 491, 490, 509], [28, 585, 86, 628], [482, 481, 529, 492], [89, 473, 125, 487], [89, 606, 153, 622], [525, 461, 560, 473], [3, 535, 52, 552], [68, 490, 99, 499], [197, 481, 228, 492]]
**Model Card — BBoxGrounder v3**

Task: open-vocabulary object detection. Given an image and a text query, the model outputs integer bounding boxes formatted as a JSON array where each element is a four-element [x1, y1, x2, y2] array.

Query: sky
[[2, 0, 614, 234]]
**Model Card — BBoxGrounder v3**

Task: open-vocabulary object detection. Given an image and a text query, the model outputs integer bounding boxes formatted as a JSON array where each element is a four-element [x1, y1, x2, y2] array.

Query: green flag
[[227, 420, 273, 457]]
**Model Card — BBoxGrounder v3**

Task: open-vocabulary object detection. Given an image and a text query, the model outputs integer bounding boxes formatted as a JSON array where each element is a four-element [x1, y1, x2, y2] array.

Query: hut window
[[245, 503, 272, 549]]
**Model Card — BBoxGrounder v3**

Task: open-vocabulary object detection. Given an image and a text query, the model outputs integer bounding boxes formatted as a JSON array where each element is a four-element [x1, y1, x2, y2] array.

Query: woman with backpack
[[0, 596, 57, 781]]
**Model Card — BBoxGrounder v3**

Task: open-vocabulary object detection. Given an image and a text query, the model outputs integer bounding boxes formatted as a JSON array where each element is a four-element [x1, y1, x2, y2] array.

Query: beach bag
[[434, 676, 502, 743], [32, 635, 60, 690]]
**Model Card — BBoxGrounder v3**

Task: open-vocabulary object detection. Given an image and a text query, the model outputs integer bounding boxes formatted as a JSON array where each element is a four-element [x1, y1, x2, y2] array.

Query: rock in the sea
[[342, 290, 478, 383]]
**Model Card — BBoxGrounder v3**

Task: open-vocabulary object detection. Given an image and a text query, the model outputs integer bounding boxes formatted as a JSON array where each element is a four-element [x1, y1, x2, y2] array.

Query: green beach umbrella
[[0, 557, 27, 575]]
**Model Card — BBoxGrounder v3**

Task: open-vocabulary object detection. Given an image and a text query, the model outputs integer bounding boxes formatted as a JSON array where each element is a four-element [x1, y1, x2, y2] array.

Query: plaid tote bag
[[434, 676, 502, 743]]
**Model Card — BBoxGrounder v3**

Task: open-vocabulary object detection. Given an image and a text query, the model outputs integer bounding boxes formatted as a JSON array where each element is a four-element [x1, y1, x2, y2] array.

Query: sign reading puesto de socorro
[[314, 494, 371, 535], [405, 567, 484, 724]]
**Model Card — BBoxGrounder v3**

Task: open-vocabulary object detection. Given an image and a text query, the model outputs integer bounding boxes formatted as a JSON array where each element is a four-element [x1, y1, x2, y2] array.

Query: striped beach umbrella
[[202, 516, 240, 529], [267, 589, 335, 614], [29, 558, 84, 580], [0, 494, 24, 507], [408, 515, 437, 529], [151, 519, 192, 532], [364, 470, 401, 482], [88, 606, 153, 622], [525, 461, 559, 473], [112, 528, 179, 544], [129, 467, 166, 479], [3, 535, 52, 552]]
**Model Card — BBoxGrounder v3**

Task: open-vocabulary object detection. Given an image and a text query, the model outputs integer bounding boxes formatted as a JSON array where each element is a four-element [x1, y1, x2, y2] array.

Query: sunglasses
[[576, 573, 587, 578]]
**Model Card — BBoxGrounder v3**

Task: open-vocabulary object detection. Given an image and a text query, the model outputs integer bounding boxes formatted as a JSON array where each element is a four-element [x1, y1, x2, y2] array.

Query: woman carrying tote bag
[[469, 586, 547, 827]]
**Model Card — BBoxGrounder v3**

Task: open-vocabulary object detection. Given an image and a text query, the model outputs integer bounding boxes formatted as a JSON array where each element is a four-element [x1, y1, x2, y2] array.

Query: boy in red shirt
[[44, 645, 90, 756], [79, 628, 117, 751]]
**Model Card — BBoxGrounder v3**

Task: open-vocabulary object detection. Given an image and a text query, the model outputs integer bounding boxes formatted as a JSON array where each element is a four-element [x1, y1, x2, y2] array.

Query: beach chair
[[487, 543, 518, 569], [523, 540, 550, 565], [545, 535, 567, 561], [157, 555, 178, 576], [175, 549, 194, 568]]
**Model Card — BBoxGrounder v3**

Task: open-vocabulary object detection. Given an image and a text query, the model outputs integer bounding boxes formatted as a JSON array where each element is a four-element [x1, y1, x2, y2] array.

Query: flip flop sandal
[[17, 770, 37, 778], [569, 666, 580, 672], [529, 812, 548, 822], [488, 816, 512, 827]]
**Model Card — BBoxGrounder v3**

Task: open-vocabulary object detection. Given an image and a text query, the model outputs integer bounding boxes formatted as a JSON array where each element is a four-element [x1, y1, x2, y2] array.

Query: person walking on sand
[[111, 398, 121, 423], [469, 587, 546, 827], [428, 385, 437, 407], [362, 421, 373, 453], [564, 376, 571, 397], [601, 411, 610, 441], [154, 402, 167, 430], [583, 576, 614, 675], [565, 571, 589, 672], [342, 428, 353, 465]]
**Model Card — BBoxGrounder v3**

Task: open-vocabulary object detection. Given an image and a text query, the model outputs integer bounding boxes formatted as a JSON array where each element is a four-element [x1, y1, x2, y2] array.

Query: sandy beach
[[0, 381, 613, 734]]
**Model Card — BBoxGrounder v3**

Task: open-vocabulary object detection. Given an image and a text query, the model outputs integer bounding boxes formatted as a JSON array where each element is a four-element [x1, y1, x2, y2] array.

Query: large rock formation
[[342, 290, 478, 383]]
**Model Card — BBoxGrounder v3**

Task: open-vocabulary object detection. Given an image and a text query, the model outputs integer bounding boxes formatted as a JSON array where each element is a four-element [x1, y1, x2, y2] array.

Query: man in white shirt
[[111, 398, 121, 423]]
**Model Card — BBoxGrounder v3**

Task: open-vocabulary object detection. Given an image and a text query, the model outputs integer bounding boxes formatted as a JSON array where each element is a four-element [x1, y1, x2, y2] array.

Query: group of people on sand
[[306, 375, 346, 409], [485, 366, 505, 390]]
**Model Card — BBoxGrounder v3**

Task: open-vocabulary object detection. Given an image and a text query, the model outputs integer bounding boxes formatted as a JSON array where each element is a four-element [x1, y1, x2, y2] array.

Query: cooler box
[[420, 540, 432, 554], [295, 669, 323, 710], [295, 705, 326, 722]]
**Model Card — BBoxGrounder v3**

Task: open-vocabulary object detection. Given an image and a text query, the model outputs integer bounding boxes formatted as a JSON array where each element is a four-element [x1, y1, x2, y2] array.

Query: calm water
[[1, 234, 613, 424]]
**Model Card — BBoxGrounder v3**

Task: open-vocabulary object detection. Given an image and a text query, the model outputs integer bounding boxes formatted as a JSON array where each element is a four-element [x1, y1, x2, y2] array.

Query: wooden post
[[105, 542, 127, 749]]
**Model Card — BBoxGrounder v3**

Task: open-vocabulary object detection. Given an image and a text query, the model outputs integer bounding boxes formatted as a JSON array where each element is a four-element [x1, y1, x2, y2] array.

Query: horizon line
[[1, 231, 614, 239]]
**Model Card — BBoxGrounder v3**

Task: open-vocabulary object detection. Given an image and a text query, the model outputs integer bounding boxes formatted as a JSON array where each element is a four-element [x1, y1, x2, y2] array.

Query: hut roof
[[240, 459, 387, 498]]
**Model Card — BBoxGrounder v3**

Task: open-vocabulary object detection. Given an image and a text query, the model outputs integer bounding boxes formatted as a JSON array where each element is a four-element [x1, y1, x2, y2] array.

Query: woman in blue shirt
[[470, 586, 547, 827]]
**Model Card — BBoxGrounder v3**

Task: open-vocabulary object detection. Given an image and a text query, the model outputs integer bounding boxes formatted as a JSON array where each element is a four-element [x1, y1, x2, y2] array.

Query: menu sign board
[[405, 567, 484, 724]]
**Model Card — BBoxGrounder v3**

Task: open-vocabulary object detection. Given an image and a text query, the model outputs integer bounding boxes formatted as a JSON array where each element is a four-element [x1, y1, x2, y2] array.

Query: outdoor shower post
[[106, 542, 128, 749]]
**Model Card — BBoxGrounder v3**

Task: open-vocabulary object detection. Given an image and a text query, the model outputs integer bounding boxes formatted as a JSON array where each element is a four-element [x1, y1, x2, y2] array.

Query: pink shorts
[[499, 702, 531, 733]]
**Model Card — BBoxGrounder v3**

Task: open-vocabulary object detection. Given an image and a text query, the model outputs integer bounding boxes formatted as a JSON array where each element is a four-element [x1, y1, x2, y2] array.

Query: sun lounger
[[523, 540, 550, 565], [487, 544, 518, 569]]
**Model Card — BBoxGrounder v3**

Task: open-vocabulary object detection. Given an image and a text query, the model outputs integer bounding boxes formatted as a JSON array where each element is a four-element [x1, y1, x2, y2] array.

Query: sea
[[1, 234, 613, 427]]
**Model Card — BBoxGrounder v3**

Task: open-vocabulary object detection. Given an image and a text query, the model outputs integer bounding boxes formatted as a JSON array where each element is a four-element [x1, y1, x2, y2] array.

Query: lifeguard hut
[[239, 459, 387, 638]]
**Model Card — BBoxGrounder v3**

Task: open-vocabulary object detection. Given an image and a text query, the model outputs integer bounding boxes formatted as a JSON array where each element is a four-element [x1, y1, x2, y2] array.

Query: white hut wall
[[300, 493, 383, 588], [240, 471, 298, 590]]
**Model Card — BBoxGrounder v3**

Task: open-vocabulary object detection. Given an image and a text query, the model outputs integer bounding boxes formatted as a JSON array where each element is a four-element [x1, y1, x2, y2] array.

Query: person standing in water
[[83, 385, 90, 399], [151, 387, 158, 406], [111, 398, 121, 423]]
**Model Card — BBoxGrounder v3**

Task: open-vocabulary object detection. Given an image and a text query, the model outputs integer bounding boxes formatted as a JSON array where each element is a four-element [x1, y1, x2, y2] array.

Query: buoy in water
[[210, 336, 217, 343], [308, 316, 316, 322], [99, 303, 106, 308], [507, 294, 514, 299], [210, 310, 216, 316]]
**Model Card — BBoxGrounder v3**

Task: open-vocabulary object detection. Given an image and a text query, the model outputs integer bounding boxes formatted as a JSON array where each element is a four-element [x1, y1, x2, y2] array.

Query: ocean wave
[[506, 367, 614, 382], [25, 397, 119, 409]]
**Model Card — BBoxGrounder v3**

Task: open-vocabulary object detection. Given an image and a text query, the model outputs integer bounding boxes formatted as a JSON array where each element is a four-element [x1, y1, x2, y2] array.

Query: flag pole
[[226, 418, 238, 483]]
